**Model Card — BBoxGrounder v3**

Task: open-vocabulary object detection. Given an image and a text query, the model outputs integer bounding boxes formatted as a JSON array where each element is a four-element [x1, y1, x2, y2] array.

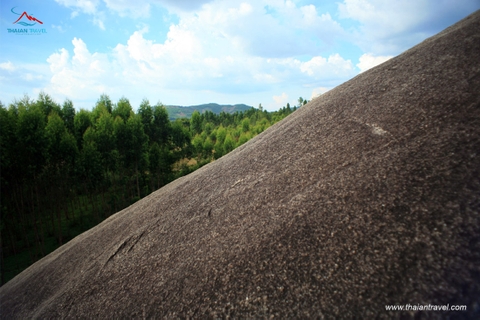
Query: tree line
[[0, 92, 305, 284]]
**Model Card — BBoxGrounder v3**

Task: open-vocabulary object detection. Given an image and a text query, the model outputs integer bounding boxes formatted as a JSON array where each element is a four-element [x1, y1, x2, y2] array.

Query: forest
[[0, 92, 306, 284]]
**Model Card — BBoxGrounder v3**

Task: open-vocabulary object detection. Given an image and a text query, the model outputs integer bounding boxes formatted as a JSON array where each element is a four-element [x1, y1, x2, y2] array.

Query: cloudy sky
[[1, 0, 478, 111]]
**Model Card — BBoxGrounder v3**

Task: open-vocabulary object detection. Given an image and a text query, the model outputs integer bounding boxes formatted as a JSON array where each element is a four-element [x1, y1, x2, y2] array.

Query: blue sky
[[1, 0, 479, 111]]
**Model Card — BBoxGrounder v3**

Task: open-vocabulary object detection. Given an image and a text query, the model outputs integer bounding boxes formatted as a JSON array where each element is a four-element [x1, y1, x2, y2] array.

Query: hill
[[1, 10, 479, 318], [165, 103, 253, 120]]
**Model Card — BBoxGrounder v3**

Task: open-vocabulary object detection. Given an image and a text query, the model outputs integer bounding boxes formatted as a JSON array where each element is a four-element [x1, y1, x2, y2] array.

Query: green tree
[[298, 96, 308, 107], [149, 142, 172, 190], [203, 137, 214, 158], [286, 103, 292, 113], [16, 102, 47, 180], [36, 92, 61, 119], [298, 97, 304, 107], [171, 119, 190, 149], [231, 127, 241, 140], [0, 102, 17, 187], [192, 134, 204, 156], [152, 103, 170, 146], [45, 112, 68, 169], [214, 140, 224, 159], [241, 118, 250, 133], [223, 133, 235, 154], [114, 115, 128, 161], [112, 97, 133, 122], [74, 109, 92, 149], [204, 123, 214, 138], [93, 110, 116, 174], [216, 126, 227, 145], [125, 114, 149, 198], [2, 92, 310, 284], [59, 132, 78, 174], [213, 126, 227, 159], [61, 99, 76, 134], [97, 94, 113, 114], [80, 127, 103, 186], [237, 132, 250, 147], [138, 99, 154, 140], [190, 110, 202, 135], [44, 111, 78, 241]]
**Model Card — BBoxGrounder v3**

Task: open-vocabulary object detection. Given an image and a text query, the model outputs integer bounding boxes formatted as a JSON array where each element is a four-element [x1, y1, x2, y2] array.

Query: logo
[[7, 7, 46, 35], [11, 7, 43, 26]]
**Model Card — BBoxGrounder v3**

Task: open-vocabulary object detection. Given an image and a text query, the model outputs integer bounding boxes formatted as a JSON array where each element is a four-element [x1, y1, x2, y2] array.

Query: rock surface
[[1, 10, 480, 319]]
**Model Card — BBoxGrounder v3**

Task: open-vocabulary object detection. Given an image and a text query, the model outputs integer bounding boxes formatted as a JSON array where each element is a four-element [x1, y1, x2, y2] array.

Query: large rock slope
[[1, 10, 480, 319]]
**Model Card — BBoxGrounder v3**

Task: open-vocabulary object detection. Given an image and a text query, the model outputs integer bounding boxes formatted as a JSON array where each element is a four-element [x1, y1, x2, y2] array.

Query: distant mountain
[[165, 103, 253, 120]]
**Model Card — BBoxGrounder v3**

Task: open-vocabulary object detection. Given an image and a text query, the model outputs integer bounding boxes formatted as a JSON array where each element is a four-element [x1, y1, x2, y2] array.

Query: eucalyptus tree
[[93, 109, 116, 175], [124, 114, 149, 199], [190, 110, 202, 136], [138, 99, 154, 141], [152, 103, 170, 146], [97, 94, 113, 114], [16, 99, 47, 182], [35, 92, 61, 120], [61, 99, 76, 134], [74, 109, 92, 150], [112, 97, 133, 123]]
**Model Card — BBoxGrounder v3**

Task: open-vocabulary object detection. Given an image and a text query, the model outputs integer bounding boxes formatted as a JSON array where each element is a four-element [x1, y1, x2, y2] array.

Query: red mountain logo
[[11, 7, 43, 26]]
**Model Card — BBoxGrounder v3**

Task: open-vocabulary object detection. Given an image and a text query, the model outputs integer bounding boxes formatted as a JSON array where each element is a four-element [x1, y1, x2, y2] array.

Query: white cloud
[[113, 22, 355, 90], [51, 24, 66, 33], [103, 0, 151, 18], [43, 1, 364, 110], [356, 53, 393, 73], [5, 0, 479, 112], [338, 0, 480, 55], [22, 73, 43, 81], [155, 0, 214, 12], [39, 2, 349, 108], [273, 92, 289, 105], [47, 48, 69, 73], [300, 54, 355, 79], [56, 0, 214, 19], [0, 61, 48, 103], [53, 0, 346, 58], [46, 38, 115, 100], [0, 61, 16, 72], [56, 0, 107, 29], [53, 0, 480, 52], [44, 21, 356, 109], [55, 0, 100, 15], [175, 0, 346, 58], [92, 15, 106, 30]]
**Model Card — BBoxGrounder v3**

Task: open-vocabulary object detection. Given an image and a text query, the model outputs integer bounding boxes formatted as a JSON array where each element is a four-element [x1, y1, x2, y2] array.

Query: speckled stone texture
[[1, 10, 480, 320]]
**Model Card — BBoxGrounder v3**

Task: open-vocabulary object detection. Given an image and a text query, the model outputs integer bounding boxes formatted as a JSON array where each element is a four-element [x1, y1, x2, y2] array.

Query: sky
[[0, 1, 479, 111]]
